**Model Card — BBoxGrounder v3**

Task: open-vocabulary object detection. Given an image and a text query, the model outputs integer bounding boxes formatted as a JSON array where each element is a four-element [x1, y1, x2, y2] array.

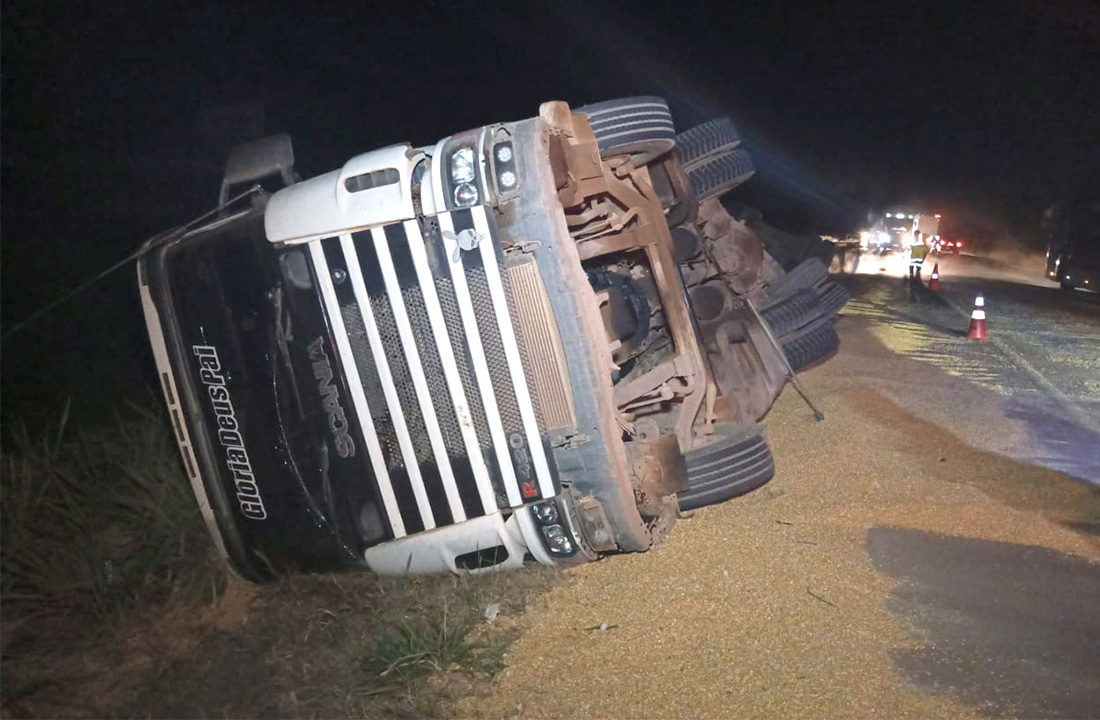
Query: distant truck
[[1044, 199, 1100, 291], [861, 211, 940, 254]]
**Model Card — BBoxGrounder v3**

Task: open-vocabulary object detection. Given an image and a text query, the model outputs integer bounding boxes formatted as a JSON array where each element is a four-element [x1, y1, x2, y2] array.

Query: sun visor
[[264, 145, 419, 244]]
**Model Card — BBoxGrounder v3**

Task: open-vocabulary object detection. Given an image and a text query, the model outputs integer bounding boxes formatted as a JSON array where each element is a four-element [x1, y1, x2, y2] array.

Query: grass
[[358, 613, 492, 694], [0, 401, 564, 718], [1, 400, 222, 717], [295, 568, 565, 716], [344, 570, 556, 717], [1, 400, 221, 635]]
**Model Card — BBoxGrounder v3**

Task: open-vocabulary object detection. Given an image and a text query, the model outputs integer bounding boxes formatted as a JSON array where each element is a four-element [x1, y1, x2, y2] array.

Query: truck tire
[[678, 424, 775, 511], [578, 96, 676, 165], [687, 148, 755, 201], [759, 289, 820, 337], [781, 315, 839, 372], [815, 280, 851, 318], [767, 257, 829, 297], [676, 117, 742, 171]]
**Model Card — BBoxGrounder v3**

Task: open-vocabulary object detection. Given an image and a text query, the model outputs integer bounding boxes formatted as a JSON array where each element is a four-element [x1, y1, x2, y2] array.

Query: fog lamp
[[453, 182, 479, 207]]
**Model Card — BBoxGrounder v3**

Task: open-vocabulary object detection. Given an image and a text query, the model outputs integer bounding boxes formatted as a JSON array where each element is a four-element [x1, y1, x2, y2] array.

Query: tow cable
[[0, 185, 262, 344]]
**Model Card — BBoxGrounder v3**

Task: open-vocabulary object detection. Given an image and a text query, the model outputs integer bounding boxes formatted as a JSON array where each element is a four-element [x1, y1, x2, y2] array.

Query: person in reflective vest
[[909, 230, 928, 280]]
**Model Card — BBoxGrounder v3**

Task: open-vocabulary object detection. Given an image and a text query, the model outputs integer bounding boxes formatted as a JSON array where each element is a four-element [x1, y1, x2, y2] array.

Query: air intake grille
[[431, 272, 493, 448], [464, 261, 524, 434], [503, 261, 576, 430]]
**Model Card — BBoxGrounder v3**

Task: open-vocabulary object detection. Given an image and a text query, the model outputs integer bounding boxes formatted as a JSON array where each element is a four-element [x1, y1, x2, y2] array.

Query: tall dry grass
[[1, 401, 221, 634]]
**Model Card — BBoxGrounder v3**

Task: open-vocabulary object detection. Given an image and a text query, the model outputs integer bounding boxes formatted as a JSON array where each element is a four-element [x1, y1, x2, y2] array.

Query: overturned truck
[[138, 97, 847, 580]]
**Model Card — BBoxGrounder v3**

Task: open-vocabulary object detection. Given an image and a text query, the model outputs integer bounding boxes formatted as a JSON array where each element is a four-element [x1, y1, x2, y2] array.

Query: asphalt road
[[852, 249, 1100, 485], [843, 253, 1100, 716], [868, 526, 1100, 718], [464, 255, 1100, 719]]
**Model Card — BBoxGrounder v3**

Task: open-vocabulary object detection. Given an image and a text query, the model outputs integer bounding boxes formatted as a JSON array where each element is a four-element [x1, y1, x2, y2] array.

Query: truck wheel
[[578, 96, 676, 166], [678, 424, 775, 511], [759, 289, 820, 337], [676, 117, 742, 171], [1058, 266, 1076, 291], [780, 315, 839, 372], [815, 281, 851, 317], [766, 257, 829, 297], [687, 148, 755, 201]]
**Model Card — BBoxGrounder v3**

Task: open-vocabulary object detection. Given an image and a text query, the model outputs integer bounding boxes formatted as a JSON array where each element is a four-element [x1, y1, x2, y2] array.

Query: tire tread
[[676, 117, 742, 170], [687, 148, 756, 201]]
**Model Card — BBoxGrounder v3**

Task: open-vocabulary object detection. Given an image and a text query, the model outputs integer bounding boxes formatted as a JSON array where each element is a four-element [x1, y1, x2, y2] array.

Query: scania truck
[[138, 98, 821, 581]]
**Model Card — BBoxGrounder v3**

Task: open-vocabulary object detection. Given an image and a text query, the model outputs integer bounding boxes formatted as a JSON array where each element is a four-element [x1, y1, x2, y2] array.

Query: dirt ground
[[2, 563, 564, 719], [7, 279, 1098, 719], [457, 304, 1100, 719]]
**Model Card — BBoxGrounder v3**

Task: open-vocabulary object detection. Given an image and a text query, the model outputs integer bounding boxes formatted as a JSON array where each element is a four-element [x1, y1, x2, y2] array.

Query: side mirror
[[219, 134, 298, 205]]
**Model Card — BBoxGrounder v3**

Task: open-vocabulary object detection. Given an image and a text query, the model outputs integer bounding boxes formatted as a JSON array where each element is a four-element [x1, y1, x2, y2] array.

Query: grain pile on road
[[459, 309, 1100, 719]]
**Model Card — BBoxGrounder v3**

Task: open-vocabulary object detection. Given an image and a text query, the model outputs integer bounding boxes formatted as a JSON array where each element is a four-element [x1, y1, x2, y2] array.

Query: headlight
[[453, 182, 479, 207], [450, 147, 476, 184], [492, 140, 518, 193], [530, 500, 576, 556], [540, 524, 574, 555], [532, 499, 559, 525]]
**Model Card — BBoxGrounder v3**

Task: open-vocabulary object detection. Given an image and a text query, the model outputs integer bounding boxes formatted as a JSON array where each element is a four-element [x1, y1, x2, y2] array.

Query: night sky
[[2, 0, 1099, 420]]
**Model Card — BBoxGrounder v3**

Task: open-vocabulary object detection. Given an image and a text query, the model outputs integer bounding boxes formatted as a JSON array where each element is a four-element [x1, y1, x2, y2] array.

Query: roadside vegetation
[[0, 403, 561, 718], [1, 402, 219, 625], [1, 401, 223, 715]]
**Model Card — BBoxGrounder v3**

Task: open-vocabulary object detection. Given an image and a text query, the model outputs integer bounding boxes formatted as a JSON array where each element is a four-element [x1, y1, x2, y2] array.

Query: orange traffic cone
[[968, 294, 987, 340], [928, 263, 941, 291]]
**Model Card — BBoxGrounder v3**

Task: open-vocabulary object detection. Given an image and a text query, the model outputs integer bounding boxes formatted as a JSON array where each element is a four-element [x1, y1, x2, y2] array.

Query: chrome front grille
[[309, 206, 560, 538]]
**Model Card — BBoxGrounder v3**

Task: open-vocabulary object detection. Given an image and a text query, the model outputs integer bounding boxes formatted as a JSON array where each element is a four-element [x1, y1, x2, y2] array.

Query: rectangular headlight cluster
[[530, 499, 576, 556], [449, 145, 479, 207]]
